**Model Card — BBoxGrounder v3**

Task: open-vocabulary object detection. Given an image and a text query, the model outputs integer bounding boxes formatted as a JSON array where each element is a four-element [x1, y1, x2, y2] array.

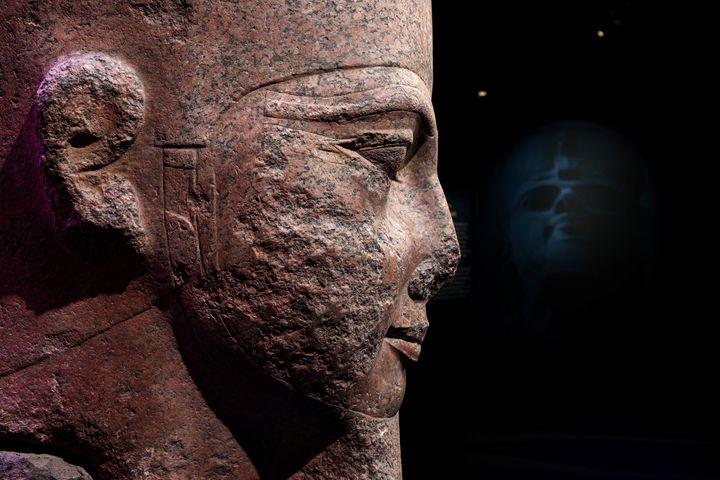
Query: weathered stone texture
[[0, 452, 92, 480], [1, 1, 458, 478]]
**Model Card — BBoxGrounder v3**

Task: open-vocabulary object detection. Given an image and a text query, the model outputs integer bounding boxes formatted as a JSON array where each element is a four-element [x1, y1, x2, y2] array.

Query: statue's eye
[[339, 130, 414, 180]]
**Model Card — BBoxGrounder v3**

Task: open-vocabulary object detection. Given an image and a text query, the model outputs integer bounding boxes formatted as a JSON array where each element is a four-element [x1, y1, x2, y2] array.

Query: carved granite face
[[179, 67, 460, 417], [1, 1, 453, 476], [3, 0, 454, 422]]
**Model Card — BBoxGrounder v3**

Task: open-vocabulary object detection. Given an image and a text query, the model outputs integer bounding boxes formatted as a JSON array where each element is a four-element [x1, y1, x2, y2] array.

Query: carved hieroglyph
[[0, 2, 459, 479]]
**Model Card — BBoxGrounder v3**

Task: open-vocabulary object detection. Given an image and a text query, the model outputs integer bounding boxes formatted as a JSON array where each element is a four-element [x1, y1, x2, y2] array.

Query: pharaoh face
[[502, 124, 650, 280], [178, 67, 460, 418], [9, 0, 455, 420]]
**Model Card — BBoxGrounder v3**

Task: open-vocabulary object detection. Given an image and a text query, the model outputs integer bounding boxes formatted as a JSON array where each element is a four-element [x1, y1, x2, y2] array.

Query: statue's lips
[[546, 216, 590, 241], [384, 311, 427, 363], [385, 338, 421, 362]]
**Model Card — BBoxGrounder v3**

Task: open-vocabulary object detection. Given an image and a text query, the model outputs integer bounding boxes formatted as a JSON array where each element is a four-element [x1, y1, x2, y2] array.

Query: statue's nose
[[553, 188, 583, 215], [406, 184, 461, 303], [407, 236, 460, 302]]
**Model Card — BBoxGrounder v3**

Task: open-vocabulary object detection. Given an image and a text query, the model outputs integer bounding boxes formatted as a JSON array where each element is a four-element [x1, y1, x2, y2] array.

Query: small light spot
[[477, 90, 488, 98], [597, 30, 606, 38]]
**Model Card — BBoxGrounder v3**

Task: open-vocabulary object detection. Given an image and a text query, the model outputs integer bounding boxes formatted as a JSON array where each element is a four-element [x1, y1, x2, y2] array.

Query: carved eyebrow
[[264, 85, 436, 136]]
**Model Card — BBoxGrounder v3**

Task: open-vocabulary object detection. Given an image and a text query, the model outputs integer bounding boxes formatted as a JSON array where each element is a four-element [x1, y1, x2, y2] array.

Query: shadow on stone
[[171, 297, 345, 480], [0, 110, 144, 315]]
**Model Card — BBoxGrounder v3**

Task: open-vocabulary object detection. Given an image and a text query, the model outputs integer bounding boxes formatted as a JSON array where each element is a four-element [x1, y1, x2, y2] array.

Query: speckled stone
[[1, 1, 459, 478], [0, 451, 92, 480]]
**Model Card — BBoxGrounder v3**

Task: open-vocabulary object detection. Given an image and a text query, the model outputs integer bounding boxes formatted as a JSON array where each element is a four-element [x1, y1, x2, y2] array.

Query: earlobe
[[34, 52, 146, 255]]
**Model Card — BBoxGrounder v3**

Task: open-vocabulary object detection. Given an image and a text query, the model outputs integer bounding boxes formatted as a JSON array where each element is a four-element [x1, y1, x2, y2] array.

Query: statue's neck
[[171, 304, 404, 479], [0, 303, 404, 479], [292, 412, 402, 480]]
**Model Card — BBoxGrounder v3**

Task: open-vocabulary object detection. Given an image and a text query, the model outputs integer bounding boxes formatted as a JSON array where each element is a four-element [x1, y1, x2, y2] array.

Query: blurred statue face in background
[[501, 123, 654, 289]]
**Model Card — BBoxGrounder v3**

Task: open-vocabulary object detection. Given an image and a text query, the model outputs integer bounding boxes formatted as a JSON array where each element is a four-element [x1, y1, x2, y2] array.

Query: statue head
[[499, 123, 654, 285], [0, 0, 459, 425], [479, 123, 658, 342]]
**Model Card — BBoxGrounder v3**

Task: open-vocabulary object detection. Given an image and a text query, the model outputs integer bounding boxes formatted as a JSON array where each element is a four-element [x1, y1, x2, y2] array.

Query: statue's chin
[[346, 341, 407, 418], [179, 283, 407, 419]]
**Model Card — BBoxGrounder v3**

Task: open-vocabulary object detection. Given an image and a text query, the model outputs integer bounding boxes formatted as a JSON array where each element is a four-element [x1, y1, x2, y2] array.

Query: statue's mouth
[[382, 302, 428, 363], [384, 338, 421, 362], [545, 215, 590, 242], [384, 324, 424, 362]]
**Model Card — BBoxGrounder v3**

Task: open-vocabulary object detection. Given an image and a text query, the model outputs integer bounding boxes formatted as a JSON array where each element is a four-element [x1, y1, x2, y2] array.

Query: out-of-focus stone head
[[1, 0, 459, 420], [499, 122, 654, 290]]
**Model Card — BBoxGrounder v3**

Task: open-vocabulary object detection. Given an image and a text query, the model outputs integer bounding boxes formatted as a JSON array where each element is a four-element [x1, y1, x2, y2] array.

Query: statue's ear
[[35, 53, 146, 257]]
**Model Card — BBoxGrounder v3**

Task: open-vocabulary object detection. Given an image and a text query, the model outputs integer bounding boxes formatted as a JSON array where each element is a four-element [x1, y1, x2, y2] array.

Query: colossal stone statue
[[0, 1, 459, 478]]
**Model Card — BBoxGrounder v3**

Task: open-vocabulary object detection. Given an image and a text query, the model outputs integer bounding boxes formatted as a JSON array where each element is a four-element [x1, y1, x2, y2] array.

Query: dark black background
[[401, 2, 719, 478]]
